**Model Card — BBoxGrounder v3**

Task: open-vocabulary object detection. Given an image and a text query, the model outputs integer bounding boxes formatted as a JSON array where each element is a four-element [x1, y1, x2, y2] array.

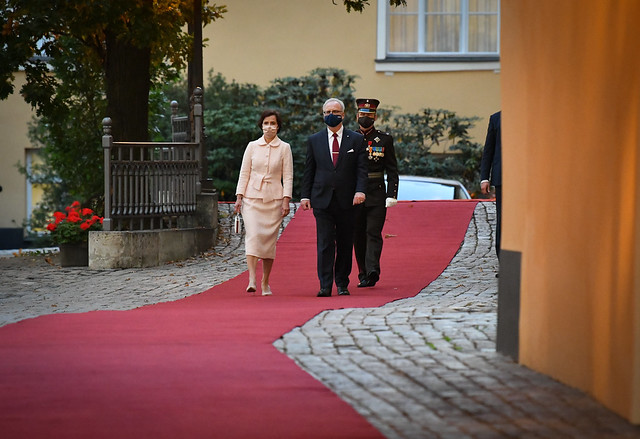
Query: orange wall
[[502, 0, 640, 423]]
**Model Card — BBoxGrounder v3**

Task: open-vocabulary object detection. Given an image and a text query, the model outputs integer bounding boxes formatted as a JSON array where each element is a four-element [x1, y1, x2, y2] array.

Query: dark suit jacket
[[480, 111, 502, 187], [301, 128, 367, 210]]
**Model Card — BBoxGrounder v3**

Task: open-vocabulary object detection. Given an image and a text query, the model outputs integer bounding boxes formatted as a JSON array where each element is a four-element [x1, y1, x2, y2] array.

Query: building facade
[[0, 72, 40, 249], [201, 0, 501, 141], [0, 0, 501, 248]]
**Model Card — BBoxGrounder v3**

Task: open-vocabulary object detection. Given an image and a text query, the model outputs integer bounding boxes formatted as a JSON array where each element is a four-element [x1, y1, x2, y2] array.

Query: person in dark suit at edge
[[301, 98, 368, 297], [353, 98, 399, 288], [480, 111, 502, 264]]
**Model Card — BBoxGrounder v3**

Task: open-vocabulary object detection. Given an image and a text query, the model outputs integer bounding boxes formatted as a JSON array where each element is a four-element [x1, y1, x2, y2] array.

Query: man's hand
[[385, 197, 397, 208], [481, 181, 491, 195], [353, 192, 366, 205], [300, 199, 311, 210]]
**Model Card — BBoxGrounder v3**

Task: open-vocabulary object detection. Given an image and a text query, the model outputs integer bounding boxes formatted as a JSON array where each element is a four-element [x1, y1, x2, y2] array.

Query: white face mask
[[262, 125, 277, 136]]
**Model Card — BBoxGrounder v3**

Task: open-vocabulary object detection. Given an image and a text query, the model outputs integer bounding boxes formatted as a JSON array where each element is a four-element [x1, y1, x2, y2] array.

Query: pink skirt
[[241, 197, 282, 259]]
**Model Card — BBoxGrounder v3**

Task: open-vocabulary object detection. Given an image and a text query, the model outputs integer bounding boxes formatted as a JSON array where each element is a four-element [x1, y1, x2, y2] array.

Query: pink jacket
[[235, 136, 293, 203]]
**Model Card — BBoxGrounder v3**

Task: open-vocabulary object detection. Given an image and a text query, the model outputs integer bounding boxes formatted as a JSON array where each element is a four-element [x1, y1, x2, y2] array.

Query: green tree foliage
[[339, 0, 406, 13], [164, 68, 361, 200], [159, 68, 482, 201], [202, 72, 263, 199], [380, 109, 483, 194], [5, 0, 225, 232], [24, 65, 483, 237], [18, 36, 107, 238], [1, 0, 226, 141], [262, 68, 360, 200]]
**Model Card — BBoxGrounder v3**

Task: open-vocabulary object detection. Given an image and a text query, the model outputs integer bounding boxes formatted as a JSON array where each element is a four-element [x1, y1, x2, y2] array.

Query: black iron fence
[[102, 89, 204, 232]]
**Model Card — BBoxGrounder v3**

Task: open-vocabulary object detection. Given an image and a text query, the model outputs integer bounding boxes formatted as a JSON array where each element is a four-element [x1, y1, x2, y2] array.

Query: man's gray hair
[[322, 98, 345, 112]]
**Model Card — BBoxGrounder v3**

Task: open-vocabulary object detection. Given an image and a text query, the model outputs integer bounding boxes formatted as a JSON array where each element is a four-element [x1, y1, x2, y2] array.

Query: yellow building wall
[[202, 0, 500, 142], [502, 0, 640, 423], [0, 71, 37, 232]]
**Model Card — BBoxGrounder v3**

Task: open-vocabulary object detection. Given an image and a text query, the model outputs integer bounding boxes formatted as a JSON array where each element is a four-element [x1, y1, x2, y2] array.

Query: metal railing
[[171, 100, 190, 142], [102, 88, 204, 232]]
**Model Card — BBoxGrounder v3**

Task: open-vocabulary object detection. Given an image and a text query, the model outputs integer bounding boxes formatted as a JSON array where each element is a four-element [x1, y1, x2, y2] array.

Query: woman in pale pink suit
[[234, 110, 293, 295]]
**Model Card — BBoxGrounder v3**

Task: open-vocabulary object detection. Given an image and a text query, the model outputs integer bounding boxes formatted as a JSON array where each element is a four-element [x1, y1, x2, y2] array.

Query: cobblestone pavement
[[0, 203, 252, 327], [274, 203, 640, 439], [1, 202, 639, 438]]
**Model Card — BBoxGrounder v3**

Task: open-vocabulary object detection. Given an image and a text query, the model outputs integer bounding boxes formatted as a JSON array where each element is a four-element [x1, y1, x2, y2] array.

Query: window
[[376, 0, 500, 72]]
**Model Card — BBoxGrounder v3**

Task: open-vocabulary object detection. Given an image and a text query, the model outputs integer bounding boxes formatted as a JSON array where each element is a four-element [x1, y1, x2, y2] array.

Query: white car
[[395, 175, 471, 201]]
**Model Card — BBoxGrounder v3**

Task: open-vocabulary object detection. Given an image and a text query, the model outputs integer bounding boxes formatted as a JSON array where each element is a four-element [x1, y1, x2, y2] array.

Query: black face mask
[[358, 116, 375, 129], [324, 114, 343, 127]]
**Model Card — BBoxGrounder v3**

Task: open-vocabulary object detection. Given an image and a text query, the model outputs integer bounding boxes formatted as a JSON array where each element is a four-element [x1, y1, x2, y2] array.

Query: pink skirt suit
[[235, 136, 294, 259]]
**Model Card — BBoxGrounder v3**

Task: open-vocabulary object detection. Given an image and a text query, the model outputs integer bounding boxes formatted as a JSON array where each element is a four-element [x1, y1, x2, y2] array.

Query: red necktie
[[332, 133, 339, 166]]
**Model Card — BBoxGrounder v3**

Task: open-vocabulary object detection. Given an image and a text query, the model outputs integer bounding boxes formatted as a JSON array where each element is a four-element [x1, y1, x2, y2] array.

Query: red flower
[[67, 211, 81, 222], [46, 201, 104, 245], [53, 211, 66, 223]]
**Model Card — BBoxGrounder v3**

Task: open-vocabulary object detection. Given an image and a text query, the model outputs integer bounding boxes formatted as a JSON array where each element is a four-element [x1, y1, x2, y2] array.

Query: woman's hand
[[281, 198, 291, 217], [234, 196, 242, 214]]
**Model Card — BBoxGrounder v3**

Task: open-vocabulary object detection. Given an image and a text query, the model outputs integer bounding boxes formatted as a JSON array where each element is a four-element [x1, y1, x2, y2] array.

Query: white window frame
[[376, 0, 500, 73]]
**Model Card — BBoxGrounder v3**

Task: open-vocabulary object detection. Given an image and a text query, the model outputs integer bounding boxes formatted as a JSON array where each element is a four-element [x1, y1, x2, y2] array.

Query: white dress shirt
[[327, 126, 344, 158]]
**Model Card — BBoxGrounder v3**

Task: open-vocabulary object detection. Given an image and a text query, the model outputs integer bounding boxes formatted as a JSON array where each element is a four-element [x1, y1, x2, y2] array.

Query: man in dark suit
[[353, 98, 399, 288], [301, 98, 368, 297], [480, 111, 502, 258]]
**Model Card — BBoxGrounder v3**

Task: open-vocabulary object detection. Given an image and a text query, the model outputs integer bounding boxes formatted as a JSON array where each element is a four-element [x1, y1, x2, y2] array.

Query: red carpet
[[0, 201, 477, 438]]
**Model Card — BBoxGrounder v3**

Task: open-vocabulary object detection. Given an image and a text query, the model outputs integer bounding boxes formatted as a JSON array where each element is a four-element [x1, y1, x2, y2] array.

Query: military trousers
[[354, 203, 387, 281]]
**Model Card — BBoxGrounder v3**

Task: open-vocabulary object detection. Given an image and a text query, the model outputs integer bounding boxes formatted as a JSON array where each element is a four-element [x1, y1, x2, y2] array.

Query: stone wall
[[89, 192, 218, 269]]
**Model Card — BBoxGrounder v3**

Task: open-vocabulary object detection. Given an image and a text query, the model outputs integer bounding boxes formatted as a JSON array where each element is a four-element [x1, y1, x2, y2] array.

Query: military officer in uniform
[[353, 98, 399, 288]]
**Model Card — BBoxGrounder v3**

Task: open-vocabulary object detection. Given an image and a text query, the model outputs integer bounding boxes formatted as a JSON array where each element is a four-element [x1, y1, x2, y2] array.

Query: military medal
[[367, 139, 384, 161]]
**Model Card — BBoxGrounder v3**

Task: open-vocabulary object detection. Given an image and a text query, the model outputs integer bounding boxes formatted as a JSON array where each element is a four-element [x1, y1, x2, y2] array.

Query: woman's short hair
[[258, 109, 283, 133]]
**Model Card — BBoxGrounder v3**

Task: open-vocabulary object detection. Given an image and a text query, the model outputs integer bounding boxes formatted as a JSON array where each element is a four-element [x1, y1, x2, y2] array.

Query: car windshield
[[397, 180, 457, 201]]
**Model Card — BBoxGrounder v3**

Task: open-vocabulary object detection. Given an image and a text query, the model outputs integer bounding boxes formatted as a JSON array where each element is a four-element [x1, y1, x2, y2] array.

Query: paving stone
[[275, 202, 640, 439], [2, 202, 639, 438]]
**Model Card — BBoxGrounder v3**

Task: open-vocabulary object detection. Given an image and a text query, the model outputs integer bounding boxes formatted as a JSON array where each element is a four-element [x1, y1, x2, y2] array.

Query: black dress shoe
[[317, 288, 332, 297], [358, 273, 379, 288], [337, 287, 350, 296]]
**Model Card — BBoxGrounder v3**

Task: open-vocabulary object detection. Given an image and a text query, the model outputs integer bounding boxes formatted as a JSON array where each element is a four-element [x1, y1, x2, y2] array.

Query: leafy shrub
[[261, 68, 360, 200], [379, 108, 483, 194], [26, 66, 485, 233], [188, 69, 483, 199]]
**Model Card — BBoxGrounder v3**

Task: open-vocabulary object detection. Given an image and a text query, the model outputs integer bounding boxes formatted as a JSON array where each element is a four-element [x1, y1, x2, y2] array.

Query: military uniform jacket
[[359, 128, 399, 206]]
